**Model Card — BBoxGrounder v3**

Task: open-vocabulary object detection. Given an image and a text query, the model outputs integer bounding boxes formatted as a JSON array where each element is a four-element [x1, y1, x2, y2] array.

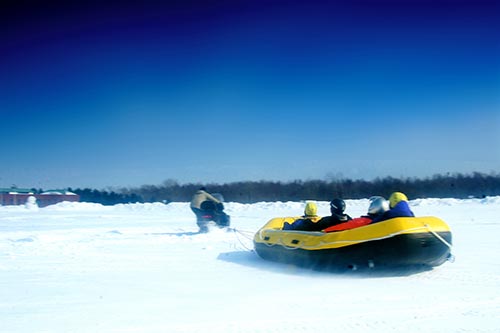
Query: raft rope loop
[[260, 225, 454, 252], [260, 228, 429, 249]]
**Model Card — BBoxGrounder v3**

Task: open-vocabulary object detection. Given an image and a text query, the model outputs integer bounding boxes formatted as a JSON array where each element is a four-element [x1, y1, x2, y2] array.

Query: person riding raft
[[370, 192, 414, 223], [323, 195, 389, 232], [282, 199, 351, 231]]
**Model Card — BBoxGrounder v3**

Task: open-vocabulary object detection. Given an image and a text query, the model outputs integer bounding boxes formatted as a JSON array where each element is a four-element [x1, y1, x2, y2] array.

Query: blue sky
[[1, 0, 499, 189]]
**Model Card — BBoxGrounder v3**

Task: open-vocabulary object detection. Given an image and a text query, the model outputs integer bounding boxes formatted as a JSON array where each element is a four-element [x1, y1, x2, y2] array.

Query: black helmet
[[330, 198, 346, 215]]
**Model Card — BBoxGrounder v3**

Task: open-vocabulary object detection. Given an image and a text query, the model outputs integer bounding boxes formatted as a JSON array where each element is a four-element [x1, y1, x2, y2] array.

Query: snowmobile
[[197, 193, 230, 232]]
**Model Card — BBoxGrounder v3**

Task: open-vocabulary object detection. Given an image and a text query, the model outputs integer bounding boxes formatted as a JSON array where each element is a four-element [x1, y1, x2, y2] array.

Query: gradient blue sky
[[1, 0, 499, 189]]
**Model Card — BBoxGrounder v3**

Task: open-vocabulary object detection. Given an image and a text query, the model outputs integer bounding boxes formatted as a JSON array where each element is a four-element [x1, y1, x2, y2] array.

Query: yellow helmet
[[389, 192, 408, 208], [304, 202, 318, 217]]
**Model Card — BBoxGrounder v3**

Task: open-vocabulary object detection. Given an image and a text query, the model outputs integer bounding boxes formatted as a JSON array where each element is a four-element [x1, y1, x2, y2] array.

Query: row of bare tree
[[66, 172, 500, 205]]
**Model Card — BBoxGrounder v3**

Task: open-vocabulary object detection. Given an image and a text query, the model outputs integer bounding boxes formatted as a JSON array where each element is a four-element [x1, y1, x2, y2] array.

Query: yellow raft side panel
[[254, 216, 451, 250]]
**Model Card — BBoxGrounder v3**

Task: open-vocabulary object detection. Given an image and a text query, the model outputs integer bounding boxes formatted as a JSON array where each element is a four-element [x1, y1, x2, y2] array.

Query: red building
[[0, 188, 80, 207]]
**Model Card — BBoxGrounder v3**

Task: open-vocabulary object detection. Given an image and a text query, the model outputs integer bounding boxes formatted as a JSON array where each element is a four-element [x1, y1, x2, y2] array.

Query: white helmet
[[368, 196, 389, 215]]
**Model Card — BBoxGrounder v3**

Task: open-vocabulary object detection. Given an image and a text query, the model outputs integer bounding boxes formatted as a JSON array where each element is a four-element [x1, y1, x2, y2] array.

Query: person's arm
[[203, 192, 221, 203], [389, 201, 415, 217]]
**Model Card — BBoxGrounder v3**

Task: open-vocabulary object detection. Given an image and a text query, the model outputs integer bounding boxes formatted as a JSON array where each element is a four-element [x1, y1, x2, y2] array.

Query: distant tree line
[[68, 172, 500, 205], [69, 188, 142, 206]]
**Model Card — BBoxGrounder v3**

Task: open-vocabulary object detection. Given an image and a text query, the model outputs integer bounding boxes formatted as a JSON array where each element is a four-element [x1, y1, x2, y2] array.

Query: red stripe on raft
[[323, 217, 372, 232]]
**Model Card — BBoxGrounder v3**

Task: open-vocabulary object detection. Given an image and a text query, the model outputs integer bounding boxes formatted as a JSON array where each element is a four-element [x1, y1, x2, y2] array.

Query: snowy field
[[1, 197, 499, 333]]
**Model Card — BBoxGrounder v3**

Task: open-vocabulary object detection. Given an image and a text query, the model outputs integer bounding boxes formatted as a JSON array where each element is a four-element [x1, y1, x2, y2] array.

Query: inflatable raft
[[254, 216, 452, 271]]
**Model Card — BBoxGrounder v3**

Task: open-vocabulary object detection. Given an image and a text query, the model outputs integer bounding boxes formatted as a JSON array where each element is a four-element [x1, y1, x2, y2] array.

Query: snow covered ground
[[1, 197, 499, 332]]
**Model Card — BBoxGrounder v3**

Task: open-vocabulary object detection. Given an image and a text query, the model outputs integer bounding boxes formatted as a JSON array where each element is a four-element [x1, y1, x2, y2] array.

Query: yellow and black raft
[[253, 216, 452, 271]]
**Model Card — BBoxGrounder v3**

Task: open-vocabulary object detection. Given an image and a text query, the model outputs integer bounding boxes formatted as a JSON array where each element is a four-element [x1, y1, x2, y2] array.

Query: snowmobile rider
[[190, 187, 223, 232]]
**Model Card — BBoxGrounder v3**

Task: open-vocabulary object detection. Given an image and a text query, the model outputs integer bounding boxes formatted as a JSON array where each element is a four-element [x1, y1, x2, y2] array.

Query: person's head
[[330, 198, 346, 215], [304, 202, 318, 217], [199, 186, 207, 191], [389, 192, 408, 208], [368, 196, 389, 216]]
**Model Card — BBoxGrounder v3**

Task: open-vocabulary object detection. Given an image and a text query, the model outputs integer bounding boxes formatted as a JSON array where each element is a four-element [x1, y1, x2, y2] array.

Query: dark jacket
[[283, 213, 351, 232], [315, 213, 352, 231], [282, 216, 320, 231], [371, 201, 414, 223]]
